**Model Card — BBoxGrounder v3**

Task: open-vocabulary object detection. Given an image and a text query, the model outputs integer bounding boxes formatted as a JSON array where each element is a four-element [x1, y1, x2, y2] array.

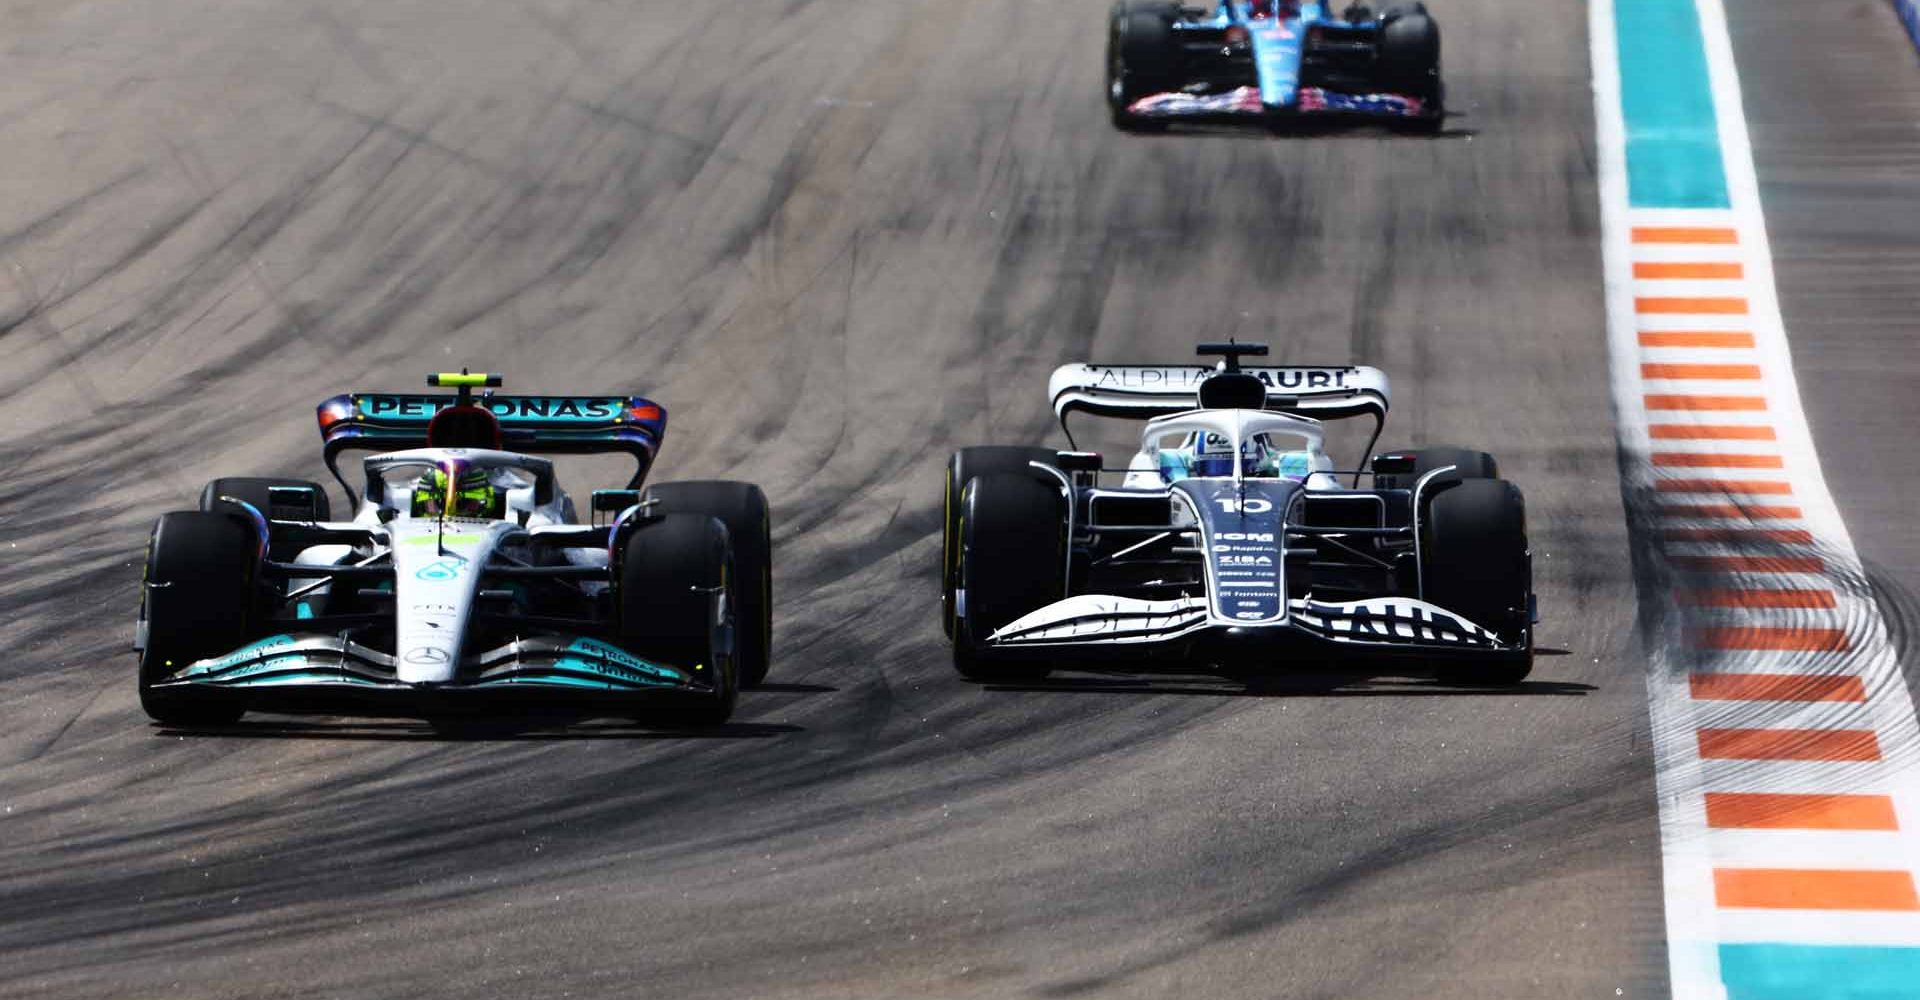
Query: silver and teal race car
[[134, 372, 772, 727]]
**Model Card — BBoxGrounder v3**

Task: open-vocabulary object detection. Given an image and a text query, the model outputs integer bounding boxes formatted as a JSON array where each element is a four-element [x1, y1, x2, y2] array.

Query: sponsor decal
[[179, 635, 302, 678], [1088, 366, 1352, 391], [402, 534, 484, 546], [566, 638, 679, 681], [1296, 88, 1424, 116], [1289, 597, 1493, 645], [402, 646, 449, 665], [1179, 479, 1295, 623], [355, 395, 627, 422], [1128, 86, 1266, 116], [414, 556, 467, 581], [995, 596, 1209, 642], [193, 656, 312, 683]]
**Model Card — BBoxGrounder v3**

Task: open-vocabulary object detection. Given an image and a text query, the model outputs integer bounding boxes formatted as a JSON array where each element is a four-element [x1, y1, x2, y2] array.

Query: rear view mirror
[[591, 490, 643, 513], [1370, 454, 1415, 476], [265, 485, 324, 520]]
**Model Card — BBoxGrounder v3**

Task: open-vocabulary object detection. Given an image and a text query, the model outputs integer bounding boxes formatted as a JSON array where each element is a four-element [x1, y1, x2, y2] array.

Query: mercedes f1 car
[[941, 343, 1534, 685], [1107, 0, 1444, 131], [135, 372, 772, 727]]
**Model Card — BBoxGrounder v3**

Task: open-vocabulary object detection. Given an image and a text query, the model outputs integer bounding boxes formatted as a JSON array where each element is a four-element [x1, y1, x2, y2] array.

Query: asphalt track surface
[[1729, 0, 1920, 706], [0, 0, 1902, 997]]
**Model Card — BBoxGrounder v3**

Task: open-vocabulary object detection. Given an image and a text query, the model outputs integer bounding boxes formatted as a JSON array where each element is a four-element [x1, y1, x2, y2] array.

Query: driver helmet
[[411, 463, 505, 519], [1161, 433, 1278, 479], [1160, 433, 1318, 481]]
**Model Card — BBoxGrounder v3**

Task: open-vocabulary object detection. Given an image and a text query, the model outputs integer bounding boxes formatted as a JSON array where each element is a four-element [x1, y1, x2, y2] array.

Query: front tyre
[[138, 512, 256, 726], [1421, 479, 1533, 685], [952, 474, 1065, 683], [619, 513, 738, 726], [942, 446, 1057, 637], [1108, 1, 1179, 131], [643, 481, 773, 688], [1377, 3, 1443, 125]]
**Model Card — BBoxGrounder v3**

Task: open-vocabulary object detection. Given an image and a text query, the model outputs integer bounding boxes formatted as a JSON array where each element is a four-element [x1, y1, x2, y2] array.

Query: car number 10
[[1213, 497, 1274, 514]]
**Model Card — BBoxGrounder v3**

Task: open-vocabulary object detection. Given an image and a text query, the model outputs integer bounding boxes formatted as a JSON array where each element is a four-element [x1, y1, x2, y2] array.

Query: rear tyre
[[1421, 479, 1532, 685], [1377, 4, 1443, 127], [942, 446, 1057, 637], [1108, 1, 1180, 131], [619, 514, 737, 726], [643, 481, 773, 688], [138, 512, 256, 726], [952, 474, 1064, 683]]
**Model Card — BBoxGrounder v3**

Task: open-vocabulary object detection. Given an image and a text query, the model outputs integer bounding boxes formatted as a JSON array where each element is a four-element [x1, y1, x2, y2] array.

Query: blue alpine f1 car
[[1107, 0, 1444, 131]]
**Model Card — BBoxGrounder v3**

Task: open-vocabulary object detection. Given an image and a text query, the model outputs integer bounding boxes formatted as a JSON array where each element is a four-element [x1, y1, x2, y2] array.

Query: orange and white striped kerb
[[1594, 0, 1920, 992]]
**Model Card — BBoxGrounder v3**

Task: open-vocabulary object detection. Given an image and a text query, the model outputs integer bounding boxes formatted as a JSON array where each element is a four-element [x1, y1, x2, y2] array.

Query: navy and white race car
[[941, 343, 1533, 685], [1107, 0, 1444, 131], [135, 372, 772, 727]]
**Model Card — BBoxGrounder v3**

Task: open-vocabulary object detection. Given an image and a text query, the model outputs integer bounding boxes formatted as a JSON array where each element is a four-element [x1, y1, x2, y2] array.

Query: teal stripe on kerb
[[1614, 0, 1730, 207], [1720, 944, 1920, 999]]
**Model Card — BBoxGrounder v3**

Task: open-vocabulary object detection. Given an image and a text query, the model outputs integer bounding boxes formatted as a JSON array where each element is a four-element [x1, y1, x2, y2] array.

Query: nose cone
[[387, 520, 512, 683]]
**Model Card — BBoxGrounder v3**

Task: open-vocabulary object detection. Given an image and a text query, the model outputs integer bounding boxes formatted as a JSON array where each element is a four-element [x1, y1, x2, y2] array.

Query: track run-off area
[[1598, 0, 1920, 995], [2, 1, 1918, 998]]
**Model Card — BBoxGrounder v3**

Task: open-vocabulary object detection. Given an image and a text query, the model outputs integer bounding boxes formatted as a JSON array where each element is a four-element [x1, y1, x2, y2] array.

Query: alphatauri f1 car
[[1107, 0, 1444, 131], [941, 343, 1534, 685], [135, 372, 772, 726]]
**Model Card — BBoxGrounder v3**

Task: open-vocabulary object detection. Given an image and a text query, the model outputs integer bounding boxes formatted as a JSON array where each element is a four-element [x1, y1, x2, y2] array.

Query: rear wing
[[315, 390, 668, 493], [1048, 363, 1391, 423], [1048, 361, 1390, 480]]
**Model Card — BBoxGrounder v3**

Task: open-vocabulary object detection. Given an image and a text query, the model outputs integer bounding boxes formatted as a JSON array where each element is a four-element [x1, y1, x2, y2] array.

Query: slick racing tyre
[[1421, 478, 1533, 685], [943, 446, 1057, 637], [1372, 446, 1497, 492], [1108, 0, 1180, 131], [620, 513, 738, 726], [644, 481, 773, 688], [952, 473, 1064, 683], [138, 511, 256, 726], [1377, 3, 1443, 130]]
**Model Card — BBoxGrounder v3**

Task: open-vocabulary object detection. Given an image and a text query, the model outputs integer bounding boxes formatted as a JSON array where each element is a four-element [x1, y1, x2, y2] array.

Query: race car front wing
[[986, 594, 1510, 653], [150, 633, 720, 697], [1126, 86, 1426, 119]]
